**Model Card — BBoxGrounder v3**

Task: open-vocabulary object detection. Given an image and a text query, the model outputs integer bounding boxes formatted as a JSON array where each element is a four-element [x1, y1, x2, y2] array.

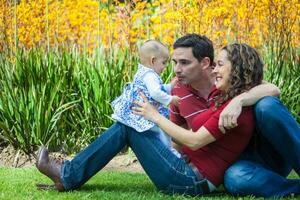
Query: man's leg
[[125, 126, 210, 196], [224, 97, 300, 197], [63, 123, 209, 195], [39, 122, 208, 195], [61, 122, 128, 190]]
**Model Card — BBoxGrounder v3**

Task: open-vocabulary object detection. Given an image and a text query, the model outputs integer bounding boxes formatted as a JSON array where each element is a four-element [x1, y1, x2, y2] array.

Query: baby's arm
[[162, 77, 178, 94], [143, 73, 180, 106], [162, 78, 180, 106]]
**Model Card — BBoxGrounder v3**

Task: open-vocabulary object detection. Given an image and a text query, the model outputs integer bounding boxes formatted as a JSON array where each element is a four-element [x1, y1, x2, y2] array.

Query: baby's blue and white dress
[[111, 64, 171, 132]]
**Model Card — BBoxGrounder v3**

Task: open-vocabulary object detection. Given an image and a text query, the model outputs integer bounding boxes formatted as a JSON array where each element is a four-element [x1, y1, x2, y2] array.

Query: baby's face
[[152, 56, 169, 75]]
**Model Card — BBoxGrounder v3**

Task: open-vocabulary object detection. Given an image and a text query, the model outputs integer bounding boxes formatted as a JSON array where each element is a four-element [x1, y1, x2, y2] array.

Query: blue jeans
[[151, 126, 181, 158], [60, 122, 210, 196], [224, 97, 300, 197]]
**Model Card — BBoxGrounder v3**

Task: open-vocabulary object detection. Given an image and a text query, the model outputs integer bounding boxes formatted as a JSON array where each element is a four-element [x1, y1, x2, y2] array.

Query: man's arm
[[218, 81, 280, 133]]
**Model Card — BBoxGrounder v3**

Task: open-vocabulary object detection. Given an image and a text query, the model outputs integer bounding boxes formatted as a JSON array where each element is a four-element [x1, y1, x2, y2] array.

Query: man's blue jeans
[[224, 97, 300, 197], [60, 122, 209, 196]]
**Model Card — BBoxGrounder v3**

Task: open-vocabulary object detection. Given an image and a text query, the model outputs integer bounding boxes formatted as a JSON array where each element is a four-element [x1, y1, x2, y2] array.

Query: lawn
[[0, 167, 298, 200]]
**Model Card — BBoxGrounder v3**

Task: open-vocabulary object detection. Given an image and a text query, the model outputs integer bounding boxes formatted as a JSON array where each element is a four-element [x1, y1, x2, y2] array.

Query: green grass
[[0, 167, 298, 200]]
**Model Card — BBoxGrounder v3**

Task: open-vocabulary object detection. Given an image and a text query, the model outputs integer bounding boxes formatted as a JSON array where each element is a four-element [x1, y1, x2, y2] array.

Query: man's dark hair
[[173, 34, 214, 65]]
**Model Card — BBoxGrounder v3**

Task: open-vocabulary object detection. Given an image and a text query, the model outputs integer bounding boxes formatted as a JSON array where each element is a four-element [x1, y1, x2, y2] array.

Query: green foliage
[[0, 42, 298, 154], [263, 43, 300, 122], [0, 47, 136, 154], [0, 49, 76, 154]]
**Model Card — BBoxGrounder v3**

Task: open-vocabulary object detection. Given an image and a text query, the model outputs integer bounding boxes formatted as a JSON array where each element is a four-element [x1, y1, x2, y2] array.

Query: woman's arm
[[133, 93, 216, 150], [218, 81, 280, 133]]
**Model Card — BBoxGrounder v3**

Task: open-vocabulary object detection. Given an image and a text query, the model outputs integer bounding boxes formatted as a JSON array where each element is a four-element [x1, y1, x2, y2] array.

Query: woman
[[36, 42, 264, 196], [132, 43, 263, 195]]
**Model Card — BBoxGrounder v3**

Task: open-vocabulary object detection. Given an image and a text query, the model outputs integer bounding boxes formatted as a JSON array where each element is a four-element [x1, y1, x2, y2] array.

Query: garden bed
[[0, 145, 144, 173]]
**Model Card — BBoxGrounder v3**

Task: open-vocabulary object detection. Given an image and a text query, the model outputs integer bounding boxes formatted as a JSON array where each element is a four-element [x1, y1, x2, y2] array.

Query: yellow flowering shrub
[[0, 0, 299, 52]]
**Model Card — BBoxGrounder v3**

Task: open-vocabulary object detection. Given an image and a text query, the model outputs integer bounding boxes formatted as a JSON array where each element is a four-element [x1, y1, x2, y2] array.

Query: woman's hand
[[132, 92, 161, 123], [219, 97, 241, 133]]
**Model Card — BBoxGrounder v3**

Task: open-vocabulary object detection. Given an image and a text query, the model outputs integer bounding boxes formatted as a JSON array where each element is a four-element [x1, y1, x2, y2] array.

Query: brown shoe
[[36, 147, 65, 191]]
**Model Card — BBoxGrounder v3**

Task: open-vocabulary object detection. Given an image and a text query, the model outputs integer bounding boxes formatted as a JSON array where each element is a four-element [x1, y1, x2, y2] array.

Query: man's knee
[[224, 161, 257, 196]]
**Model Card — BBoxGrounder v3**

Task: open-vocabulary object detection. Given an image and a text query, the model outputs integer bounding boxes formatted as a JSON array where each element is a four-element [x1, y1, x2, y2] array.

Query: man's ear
[[201, 57, 211, 69]]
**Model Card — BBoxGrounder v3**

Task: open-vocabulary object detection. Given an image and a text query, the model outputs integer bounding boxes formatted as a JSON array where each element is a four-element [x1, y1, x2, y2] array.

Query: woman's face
[[213, 50, 232, 91]]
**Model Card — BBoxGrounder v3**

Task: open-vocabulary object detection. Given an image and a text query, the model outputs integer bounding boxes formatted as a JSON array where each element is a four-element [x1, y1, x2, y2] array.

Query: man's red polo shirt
[[170, 82, 218, 128]]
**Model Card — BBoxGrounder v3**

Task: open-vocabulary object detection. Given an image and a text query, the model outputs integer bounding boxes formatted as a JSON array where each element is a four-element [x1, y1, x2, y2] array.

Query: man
[[36, 34, 299, 196], [170, 34, 300, 197]]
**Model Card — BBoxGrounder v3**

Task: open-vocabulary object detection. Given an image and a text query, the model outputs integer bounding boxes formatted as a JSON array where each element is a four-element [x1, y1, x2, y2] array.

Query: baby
[[111, 40, 181, 157]]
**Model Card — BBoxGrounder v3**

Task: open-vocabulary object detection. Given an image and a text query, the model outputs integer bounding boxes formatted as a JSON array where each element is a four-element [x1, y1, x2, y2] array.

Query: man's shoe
[[36, 147, 65, 191]]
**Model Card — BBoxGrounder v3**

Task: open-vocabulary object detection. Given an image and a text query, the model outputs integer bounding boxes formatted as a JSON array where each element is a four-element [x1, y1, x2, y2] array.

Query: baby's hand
[[170, 95, 181, 106], [170, 77, 178, 89]]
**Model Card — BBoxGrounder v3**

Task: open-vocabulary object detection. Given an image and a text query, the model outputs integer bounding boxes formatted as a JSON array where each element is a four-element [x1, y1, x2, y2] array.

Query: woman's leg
[[224, 96, 300, 197], [224, 160, 300, 197], [255, 96, 300, 175]]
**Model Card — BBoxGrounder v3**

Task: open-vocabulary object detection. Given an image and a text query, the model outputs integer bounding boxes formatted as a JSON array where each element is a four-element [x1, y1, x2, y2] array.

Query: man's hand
[[218, 98, 242, 133]]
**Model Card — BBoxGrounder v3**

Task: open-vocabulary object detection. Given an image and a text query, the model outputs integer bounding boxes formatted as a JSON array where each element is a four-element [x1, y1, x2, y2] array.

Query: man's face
[[172, 47, 203, 85]]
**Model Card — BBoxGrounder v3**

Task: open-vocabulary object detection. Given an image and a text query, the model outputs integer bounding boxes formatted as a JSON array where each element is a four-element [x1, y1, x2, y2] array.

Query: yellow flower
[[0, 0, 298, 53]]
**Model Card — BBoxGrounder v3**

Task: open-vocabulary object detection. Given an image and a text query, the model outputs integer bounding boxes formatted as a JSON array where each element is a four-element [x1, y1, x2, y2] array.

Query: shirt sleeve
[[203, 105, 253, 140], [143, 73, 173, 106], [202, 109, 224, 140]]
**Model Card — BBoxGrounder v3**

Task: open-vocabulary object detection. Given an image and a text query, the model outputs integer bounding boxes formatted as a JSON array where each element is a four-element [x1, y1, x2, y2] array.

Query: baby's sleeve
[[143, 73, 172, 106], [163, 84, 172, 94]]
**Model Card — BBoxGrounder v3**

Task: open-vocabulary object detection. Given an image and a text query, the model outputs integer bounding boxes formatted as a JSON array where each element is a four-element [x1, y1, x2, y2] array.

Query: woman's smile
[[213, 50, 232, 91]]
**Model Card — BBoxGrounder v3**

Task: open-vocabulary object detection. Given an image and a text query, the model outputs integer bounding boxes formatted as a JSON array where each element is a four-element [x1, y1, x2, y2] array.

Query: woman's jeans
[[224, 97, 300, 197], [61, 122, 210, 196]]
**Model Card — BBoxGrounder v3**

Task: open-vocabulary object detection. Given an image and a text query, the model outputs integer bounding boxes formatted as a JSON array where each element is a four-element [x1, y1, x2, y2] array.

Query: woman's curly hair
[[215, 43, 264, 107]]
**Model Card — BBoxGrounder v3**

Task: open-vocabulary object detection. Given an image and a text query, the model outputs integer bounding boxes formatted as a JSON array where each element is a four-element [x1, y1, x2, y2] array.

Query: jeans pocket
[[164, 184, 196, 196]]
